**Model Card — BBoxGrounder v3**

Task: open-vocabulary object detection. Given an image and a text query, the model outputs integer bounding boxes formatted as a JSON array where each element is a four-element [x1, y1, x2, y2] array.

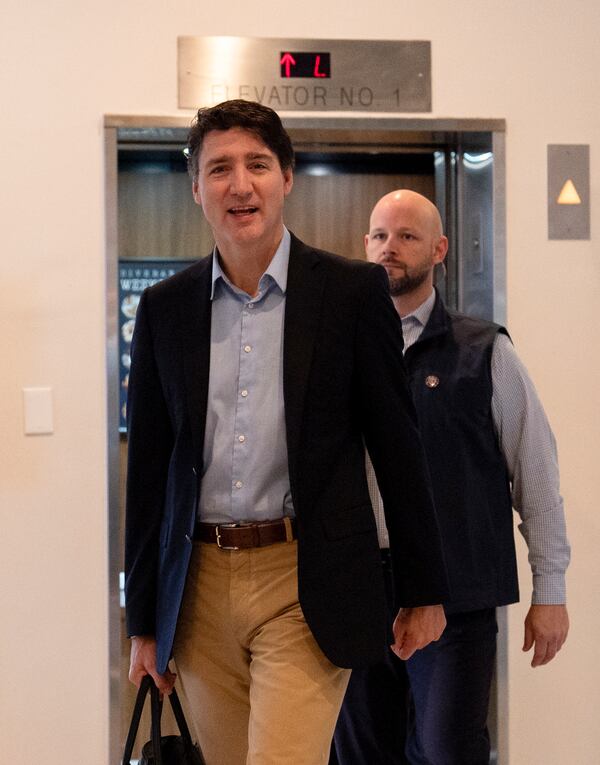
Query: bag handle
[[150, 680, 163, 765], [122, 674, 153, 764], [122, 675, 202, 765], [168, 685, 200, 761]]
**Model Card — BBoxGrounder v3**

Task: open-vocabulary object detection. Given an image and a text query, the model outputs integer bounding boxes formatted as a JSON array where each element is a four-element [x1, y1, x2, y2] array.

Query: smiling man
[[124, 103, 449, 765]]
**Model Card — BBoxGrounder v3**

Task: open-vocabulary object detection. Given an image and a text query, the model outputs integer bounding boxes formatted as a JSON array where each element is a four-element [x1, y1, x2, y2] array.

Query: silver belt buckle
[[215, 523, 241, 550]]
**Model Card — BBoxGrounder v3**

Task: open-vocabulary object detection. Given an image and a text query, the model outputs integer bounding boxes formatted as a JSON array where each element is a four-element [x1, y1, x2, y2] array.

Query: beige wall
[[1, 1, 598, 762]]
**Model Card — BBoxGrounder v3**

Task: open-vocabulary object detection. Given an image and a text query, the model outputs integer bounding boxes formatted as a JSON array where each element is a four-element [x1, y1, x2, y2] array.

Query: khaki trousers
[[173, 540, 350, 765]]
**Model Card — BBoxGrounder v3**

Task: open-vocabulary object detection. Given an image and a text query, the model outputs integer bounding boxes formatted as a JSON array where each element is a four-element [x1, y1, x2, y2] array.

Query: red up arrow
[[280, 52, 296, 78]]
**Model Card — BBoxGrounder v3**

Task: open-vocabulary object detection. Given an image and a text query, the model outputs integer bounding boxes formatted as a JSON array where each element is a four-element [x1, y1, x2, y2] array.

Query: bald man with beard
[[332, 191, 570, 765]]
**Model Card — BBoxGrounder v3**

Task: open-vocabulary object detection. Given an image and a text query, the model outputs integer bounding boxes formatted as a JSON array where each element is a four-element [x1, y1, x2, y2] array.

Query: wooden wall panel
[[118, 166, 434, 262], [286, 171, 434, 260]]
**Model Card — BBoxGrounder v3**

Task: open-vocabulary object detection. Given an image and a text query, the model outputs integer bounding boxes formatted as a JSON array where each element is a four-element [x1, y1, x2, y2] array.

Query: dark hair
[[186, 99, 295, 180]]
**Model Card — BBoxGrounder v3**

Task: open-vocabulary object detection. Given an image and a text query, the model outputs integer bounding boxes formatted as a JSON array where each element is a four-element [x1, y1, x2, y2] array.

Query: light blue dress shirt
[[198, 228, 294, 524]]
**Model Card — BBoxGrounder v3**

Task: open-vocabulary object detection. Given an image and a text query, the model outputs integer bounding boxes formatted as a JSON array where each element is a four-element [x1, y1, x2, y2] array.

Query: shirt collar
[[401, 288, 436, 328], [210, 227, 291, 300]]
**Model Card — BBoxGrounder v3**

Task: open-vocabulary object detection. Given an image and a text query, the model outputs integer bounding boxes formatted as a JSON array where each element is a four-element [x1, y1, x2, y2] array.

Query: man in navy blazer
[[125, 100, 449, 765]]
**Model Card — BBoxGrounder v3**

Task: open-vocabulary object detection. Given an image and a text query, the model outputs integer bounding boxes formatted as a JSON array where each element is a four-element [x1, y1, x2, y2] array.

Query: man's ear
[[192, 180, 202, 207], [364, 234, 370, 256], [434, 235, 449, 265], [282, 167, 294, 197]]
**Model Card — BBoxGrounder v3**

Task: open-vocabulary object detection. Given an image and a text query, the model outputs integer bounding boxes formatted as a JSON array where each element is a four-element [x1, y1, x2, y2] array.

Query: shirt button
[[234, 480, 243, 489], [238, 435, 246, 443], [247, 303, 255, 309], [241, 390, 248, 398], [244, 345, 252, 353]]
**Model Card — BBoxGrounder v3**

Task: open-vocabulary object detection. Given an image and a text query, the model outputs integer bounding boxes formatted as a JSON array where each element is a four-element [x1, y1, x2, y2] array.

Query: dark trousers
[[331, 553, 497, 765]]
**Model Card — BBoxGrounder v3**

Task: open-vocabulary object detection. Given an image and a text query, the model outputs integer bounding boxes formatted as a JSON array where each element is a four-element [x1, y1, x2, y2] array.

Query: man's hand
[[391, 604, 446, 660], [129, 635, 177, 694], [523, 604, 569, 667]]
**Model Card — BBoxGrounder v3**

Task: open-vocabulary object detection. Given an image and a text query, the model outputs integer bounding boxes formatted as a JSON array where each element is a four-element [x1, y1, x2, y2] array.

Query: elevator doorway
[[105, 115, 506, 764]]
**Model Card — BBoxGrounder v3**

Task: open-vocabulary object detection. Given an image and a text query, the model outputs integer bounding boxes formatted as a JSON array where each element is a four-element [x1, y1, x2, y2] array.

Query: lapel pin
[[425, 375, 440, 388]]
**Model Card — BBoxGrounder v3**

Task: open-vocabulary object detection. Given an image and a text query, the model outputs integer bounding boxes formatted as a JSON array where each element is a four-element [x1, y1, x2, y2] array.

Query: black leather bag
[[122, 675, 206, 765]]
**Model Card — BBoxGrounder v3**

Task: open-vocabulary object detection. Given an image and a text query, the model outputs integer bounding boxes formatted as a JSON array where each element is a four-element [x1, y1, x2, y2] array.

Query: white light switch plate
[[23, 387, 54, 435]]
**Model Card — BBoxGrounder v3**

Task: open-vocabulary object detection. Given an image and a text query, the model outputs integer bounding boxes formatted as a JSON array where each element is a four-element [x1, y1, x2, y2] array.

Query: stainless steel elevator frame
[[105, 114, 507, 765]]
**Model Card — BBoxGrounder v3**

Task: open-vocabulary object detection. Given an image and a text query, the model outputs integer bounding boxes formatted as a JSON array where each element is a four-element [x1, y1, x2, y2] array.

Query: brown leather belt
[[193, 518, 297, 550]]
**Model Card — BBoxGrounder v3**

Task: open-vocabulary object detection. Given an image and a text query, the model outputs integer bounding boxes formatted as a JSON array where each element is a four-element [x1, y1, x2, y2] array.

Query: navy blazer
[[125, 234, 448, 672]]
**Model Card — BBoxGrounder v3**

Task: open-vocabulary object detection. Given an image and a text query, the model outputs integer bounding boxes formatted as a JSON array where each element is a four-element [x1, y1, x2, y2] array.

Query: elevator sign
[[178, 37, 431, 112]]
